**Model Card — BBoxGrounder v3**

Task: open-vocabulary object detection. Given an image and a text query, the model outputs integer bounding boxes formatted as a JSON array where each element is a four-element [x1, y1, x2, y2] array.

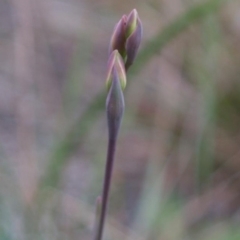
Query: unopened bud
[[108, 9, 142, 71], [125, 9, 138, 38], [109, 15, 127, 59], [106, 67, 125, 136], [106, 50, 127, 91], [125, 9, 142, 70]]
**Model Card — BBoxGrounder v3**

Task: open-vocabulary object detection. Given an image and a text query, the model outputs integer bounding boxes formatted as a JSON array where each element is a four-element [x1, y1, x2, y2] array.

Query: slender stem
[[94, 70, 124, 240], [94, 136, 117, 240]]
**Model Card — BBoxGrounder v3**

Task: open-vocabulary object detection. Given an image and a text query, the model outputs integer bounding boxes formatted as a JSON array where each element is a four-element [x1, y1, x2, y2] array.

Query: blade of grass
[[194, 15, 221, 191]]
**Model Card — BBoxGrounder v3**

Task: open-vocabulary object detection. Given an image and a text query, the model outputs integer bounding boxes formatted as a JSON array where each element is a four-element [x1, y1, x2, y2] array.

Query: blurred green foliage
[[0, 0, 240, 239]]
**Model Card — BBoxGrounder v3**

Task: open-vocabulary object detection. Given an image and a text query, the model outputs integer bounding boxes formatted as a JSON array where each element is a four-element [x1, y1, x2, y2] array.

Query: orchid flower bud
[[125, 9, 138, 38], [124, 9, 143, 70], [106, 67, 125, 138], [106, 50, 127, 91], [109, 15, 127, 59]]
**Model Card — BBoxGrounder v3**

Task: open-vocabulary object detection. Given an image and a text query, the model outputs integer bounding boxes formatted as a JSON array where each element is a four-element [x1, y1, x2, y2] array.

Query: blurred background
[[1, 0, 240, 239]]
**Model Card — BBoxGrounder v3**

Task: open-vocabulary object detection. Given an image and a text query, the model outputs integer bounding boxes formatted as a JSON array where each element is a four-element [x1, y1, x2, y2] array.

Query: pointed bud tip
[[125, 9, 139, 38], [109, 16, 127, 57], [130, 9, 138, 17]]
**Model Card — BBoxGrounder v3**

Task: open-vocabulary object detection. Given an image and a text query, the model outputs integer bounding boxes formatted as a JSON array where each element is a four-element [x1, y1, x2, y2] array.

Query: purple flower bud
[[125, 9, 138, 38], [109, 15, 127, 59], [106, 50, 127, 91], [125, 9, 143, 70], [106, 67, 125, 137], [108, 9, 142, 72]]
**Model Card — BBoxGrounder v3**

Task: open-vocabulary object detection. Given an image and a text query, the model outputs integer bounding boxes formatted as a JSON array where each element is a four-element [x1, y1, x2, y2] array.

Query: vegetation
[[0, 0, 239, 239]]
